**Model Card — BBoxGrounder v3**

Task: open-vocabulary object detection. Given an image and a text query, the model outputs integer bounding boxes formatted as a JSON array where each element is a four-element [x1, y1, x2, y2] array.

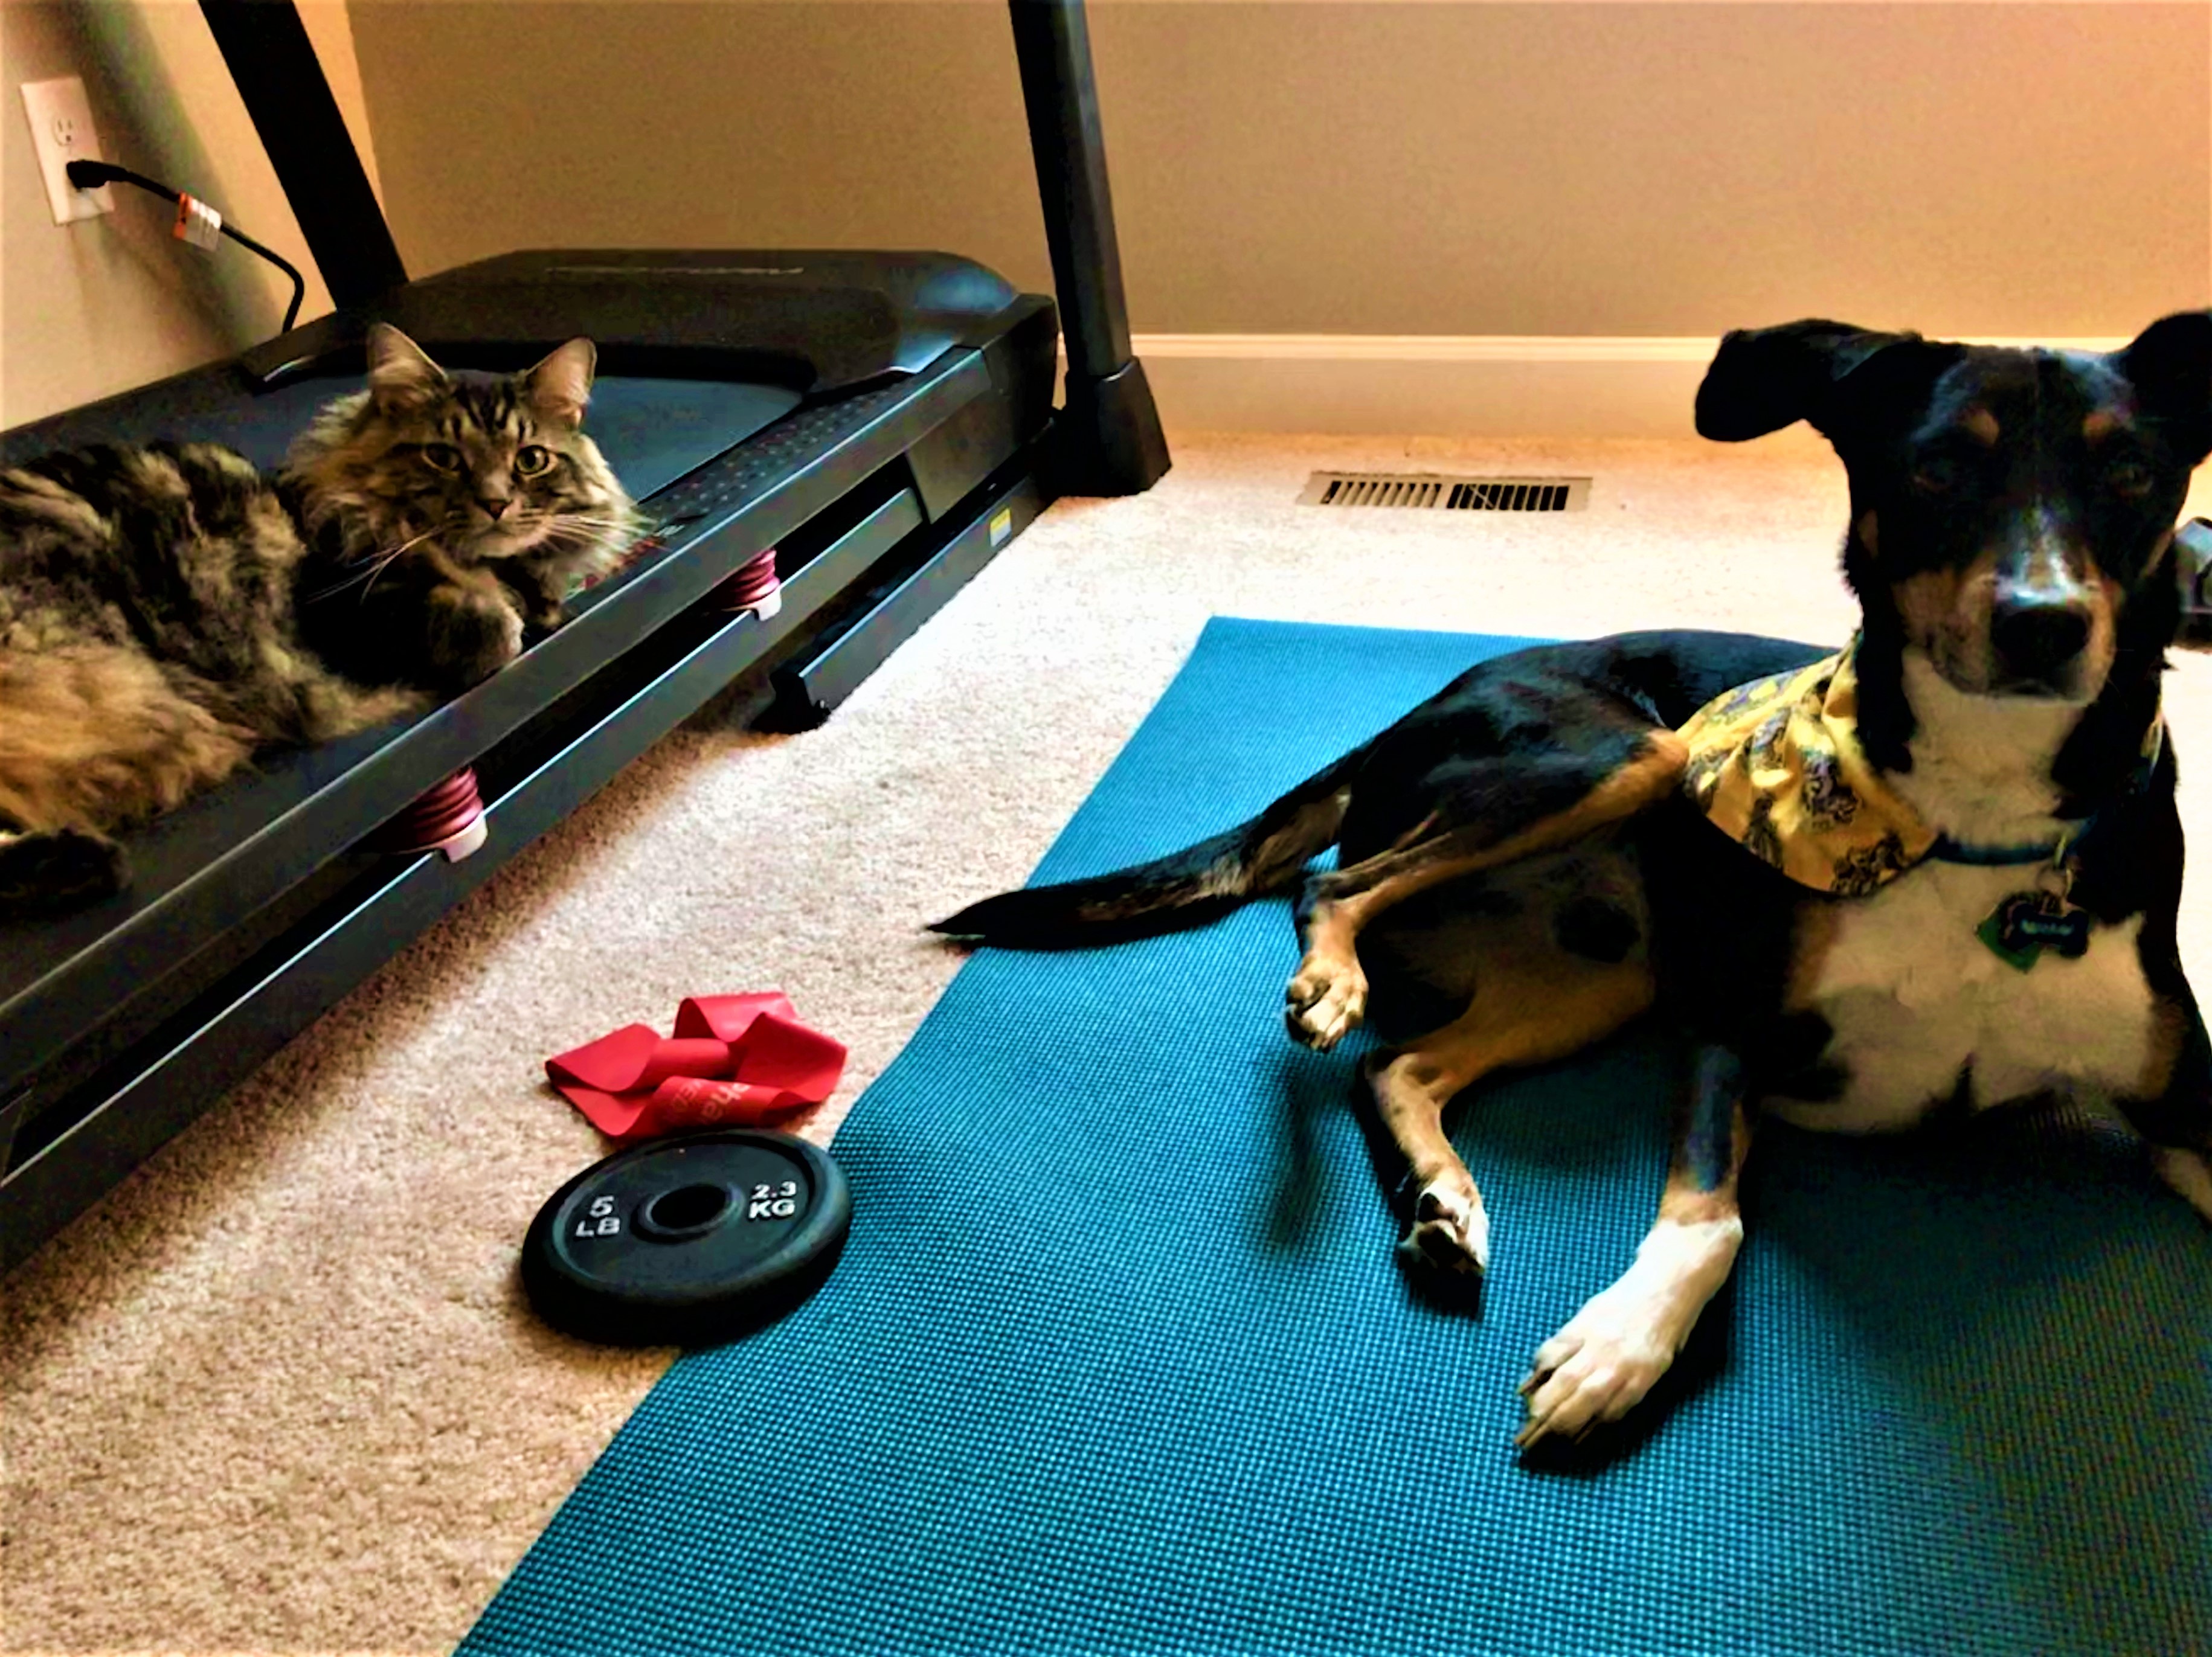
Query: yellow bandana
[[1676, 643, 1937, 896]]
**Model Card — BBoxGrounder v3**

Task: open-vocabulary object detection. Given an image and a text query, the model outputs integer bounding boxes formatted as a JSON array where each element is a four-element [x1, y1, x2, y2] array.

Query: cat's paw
[[0, 827, 127, 914], [429, 587, 526, 688]]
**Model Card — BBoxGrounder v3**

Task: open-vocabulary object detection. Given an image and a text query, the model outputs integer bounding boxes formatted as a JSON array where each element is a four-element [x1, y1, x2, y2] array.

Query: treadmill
[[0, 0, 1169, 1269]]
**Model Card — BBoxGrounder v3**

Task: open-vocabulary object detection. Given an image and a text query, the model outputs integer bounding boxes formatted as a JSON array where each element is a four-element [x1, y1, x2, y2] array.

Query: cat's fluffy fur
[[0, 326, 639, 914]]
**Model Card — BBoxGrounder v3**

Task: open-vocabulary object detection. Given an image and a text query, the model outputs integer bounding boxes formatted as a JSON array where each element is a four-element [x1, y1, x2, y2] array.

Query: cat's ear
[[523, 338, 596, 429], [366, 325, 448, 415]]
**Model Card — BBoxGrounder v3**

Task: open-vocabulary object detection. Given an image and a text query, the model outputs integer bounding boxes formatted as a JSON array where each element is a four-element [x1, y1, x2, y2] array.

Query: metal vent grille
[[1298, 473, 1590, 512]]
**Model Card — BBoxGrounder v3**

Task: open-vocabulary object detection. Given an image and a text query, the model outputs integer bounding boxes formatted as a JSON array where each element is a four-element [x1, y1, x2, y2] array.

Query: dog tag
[[1978, 891, 2092, 972]]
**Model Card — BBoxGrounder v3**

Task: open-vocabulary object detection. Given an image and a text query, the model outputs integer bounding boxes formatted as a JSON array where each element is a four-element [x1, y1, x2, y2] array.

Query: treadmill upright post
[[199, 0, 407, 311], [1009, 0, 1170, 496]]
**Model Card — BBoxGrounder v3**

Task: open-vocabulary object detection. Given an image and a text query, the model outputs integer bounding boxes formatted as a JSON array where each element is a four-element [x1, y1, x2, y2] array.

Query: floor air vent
[[1299, 472, 1590, 512]]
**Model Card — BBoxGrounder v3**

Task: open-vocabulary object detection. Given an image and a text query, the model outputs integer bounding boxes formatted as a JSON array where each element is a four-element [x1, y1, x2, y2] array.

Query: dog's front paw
[[1285, 953, 1367, 1050], [2152, 1147, 2212, 1227], [1400, 1178, 1489, 1275], [1515, 1216, 1741, 1449], [1514, 1292, 1677, 1449]]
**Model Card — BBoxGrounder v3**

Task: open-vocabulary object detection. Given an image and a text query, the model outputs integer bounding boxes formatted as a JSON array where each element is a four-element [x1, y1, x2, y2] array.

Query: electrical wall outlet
[[21, 77, 115, 225]]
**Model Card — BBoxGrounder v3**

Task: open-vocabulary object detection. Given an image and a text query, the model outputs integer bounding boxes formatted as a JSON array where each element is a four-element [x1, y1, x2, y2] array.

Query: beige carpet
[[7, 429, 2212, 1656]]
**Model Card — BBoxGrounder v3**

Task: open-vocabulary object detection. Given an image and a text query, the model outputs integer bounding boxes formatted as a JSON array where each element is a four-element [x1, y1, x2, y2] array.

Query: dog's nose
[[1991, 597, 2090, 682]]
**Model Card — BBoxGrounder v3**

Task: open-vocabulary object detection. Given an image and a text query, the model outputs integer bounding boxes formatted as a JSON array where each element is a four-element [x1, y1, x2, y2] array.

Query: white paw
[[2153, 1147, 2212, 1228], [1514, 1290, 1680, 1449], [1399, 1179, 1490, 1275], [1284, 956, 1367, 1050]]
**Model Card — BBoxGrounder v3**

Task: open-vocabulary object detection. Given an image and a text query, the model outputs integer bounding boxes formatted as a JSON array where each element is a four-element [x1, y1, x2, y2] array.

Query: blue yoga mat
[[463, 618, 2212, 1656]]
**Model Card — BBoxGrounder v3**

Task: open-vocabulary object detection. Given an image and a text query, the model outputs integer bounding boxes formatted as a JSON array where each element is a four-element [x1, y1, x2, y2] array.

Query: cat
[[291, 325, 641, 694], [0, 324, 640, 915]]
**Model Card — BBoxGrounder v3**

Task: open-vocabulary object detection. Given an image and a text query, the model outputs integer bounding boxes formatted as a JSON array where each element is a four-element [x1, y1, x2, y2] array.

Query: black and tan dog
[[933, 311, 2212, 1449]]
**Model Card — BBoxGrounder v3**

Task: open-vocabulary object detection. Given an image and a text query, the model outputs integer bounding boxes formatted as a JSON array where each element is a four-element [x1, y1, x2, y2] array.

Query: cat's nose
[[478, 497, 509, 522]]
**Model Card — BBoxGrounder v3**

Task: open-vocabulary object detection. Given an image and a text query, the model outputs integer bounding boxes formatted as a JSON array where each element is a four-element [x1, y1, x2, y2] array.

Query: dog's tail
[[927, 747, 1365, 948]]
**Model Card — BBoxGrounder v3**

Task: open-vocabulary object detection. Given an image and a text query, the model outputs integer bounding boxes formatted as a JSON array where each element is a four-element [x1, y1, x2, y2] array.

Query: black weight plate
[[522, 1129, 850, 1347]]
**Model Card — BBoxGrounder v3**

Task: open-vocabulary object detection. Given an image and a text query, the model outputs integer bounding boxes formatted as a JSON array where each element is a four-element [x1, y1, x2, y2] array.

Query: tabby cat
[[0, 324, 640, 914]]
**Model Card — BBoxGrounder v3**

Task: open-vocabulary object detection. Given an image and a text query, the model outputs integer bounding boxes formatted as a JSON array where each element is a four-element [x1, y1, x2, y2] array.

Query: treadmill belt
[[559, 378, 801, 503]]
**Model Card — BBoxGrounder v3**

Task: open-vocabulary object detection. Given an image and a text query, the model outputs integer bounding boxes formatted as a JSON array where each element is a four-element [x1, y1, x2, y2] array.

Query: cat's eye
[[419, 443, 462, 472], [514, 445, 553, 476]]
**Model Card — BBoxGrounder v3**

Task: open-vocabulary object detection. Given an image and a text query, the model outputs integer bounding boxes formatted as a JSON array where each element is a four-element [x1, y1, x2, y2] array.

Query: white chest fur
[[1767, 649, 2159, 1130], [1771, 862, 2156, 1129]]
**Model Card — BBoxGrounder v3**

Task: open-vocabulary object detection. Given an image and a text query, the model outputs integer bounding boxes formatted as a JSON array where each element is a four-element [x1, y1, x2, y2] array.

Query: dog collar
[[1927, 833, 2071, 867], [1677, 642, 2162, 897], [1924, 717, 2162, 868]]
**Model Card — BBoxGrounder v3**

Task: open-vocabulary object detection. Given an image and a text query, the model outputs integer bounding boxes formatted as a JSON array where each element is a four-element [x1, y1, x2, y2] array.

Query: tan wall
[[4, 2, 2204, 432], [352, 1, 2210, 343], [1, 0, 384, 428]]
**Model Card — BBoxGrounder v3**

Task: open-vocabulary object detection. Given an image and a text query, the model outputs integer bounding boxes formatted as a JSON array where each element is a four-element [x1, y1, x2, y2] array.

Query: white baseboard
[[1113, 333, 2131, 439]]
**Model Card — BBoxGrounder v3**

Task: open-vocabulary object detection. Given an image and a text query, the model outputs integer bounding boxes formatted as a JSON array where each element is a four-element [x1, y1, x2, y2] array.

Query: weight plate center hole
[[637, 1182, 733, 1241]]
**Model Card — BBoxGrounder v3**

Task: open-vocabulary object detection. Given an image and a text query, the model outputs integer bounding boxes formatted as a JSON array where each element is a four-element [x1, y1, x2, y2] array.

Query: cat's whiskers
[[301, 521, 458, 603], [359, 518, 475, 597], [507, 507, 631, 529], [478, 507, 640, 561], [521, 510, 642, 539]]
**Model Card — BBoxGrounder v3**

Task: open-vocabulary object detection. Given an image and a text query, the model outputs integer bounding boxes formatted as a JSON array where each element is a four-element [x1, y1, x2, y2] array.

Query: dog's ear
[[2118, 310, 2212, 464], [1695, 319, 1951, 444]]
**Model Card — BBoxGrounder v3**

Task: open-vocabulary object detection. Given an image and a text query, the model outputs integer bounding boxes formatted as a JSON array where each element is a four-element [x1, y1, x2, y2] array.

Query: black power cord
[[65, 158, 306, 335]]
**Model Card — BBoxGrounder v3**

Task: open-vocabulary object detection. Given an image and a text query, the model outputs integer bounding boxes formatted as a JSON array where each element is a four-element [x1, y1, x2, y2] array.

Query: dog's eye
[[1911, 457, 1963, 496], [2108, 458, 2157, 498], [419, 443, 463, 473], [514, 444, 554, 477]]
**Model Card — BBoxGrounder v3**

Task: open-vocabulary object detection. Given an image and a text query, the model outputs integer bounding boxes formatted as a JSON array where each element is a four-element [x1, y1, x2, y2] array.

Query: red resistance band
[[547, 993, 846, 1142]]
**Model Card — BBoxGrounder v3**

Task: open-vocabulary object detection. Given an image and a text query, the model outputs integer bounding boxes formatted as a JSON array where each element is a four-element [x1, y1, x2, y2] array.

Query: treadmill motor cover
[[239, 248, 1024, 396]]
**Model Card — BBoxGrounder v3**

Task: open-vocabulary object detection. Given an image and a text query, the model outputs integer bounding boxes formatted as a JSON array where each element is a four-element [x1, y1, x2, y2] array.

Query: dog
[[931, 312, 2212, 1450]]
